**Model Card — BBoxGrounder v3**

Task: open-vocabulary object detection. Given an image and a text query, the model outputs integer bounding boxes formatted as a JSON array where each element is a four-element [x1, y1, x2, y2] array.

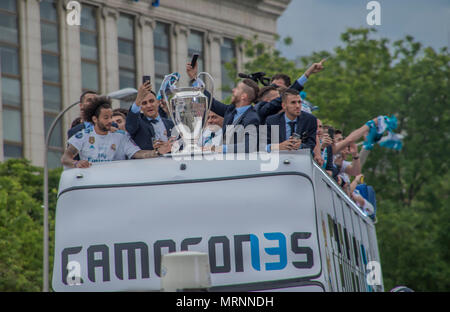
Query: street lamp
[[43, 88, 137, 292]]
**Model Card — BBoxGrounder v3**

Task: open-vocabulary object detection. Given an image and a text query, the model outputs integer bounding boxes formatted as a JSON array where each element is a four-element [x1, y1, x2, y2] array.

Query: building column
[[19, 0, 45, 166], [136, 16, 156, 86], [60, 0, 82, 140], [172, 23, 189, 84], [207, 32, 223, 99], [100, 6, 119, 95]]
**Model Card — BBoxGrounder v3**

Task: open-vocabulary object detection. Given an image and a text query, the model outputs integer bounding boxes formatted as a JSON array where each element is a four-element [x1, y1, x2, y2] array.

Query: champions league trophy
[[161, 72, 214, 154]]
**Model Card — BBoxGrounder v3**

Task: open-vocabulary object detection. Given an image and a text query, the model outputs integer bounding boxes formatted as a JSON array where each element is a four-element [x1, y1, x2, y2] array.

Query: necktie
[[288, 121, 296, 137], [204, 132, 215, 145], [149, 119, 158, 124], [227, 109, 237, 125]]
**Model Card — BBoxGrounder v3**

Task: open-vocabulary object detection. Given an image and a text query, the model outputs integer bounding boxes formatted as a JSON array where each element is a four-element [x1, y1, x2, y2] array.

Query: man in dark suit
[[126, 81, 174, 151], [67, 90, 97, 139], [258, 59, 326, 124], [266, 88, 317, 153], [186, 63, 260, 153]]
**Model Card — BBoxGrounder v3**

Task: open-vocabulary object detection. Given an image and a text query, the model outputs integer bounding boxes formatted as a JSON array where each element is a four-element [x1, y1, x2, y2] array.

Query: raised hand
[[305, 58, 326, 77], [186, 62, 198, 80], [136, 81, 152, 106]]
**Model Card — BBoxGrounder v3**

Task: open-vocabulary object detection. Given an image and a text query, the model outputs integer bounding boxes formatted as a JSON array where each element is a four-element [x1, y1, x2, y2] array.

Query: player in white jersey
[[61, 96, 172, 169]]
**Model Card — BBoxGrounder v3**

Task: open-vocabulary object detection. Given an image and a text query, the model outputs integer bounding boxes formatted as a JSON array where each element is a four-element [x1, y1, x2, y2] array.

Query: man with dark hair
[[258, 59, 326, 123], [270, 74, 291, 88], [114, 107, 129, 118], [187, 62, 260, 153], [126, 81, 174, 151], [61, 96, 171, 168], [266, 88, 317, 152], [67, 90, 98, 139], [112, 110, 127, 131]]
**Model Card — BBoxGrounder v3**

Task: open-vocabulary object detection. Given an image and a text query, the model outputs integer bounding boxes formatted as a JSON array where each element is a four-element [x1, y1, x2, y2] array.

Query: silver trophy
[[161, 73, 214, 154]]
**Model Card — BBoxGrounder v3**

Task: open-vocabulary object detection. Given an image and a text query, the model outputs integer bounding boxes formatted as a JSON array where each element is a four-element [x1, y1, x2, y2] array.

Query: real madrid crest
[[89, 136, 95, 144]]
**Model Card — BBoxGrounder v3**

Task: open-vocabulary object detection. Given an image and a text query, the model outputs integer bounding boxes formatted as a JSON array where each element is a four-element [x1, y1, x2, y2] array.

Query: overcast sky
[[276, 0, 450, 60]]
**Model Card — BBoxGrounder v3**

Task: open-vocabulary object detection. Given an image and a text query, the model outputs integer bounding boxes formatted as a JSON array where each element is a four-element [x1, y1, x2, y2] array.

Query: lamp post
[[43, 88, 137, 292]]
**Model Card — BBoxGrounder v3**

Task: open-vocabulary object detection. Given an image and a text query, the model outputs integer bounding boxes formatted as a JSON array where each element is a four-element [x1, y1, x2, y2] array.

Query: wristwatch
[[155, 150, 162, 157]]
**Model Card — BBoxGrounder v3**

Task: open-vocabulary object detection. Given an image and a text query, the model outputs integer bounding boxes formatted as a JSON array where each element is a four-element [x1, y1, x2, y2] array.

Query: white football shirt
[[68, 127, 140, 164]]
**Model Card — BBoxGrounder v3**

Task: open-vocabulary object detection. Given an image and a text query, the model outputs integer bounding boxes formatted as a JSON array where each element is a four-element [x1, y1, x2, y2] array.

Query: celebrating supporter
[[254, 85, 280, 123], [199, 111, 224, 148], [67, 90, 97, 139], [126, 81, 174, 151], [266, 88, 317, 152], [257, 59, 326, 123], [112, 110, 127, 132], [187, 62, 260, 153], [61, 96, 171, 169], [350, 174, 375, 216], [314, 120, 334, 176], [270, 74, 291, 88]]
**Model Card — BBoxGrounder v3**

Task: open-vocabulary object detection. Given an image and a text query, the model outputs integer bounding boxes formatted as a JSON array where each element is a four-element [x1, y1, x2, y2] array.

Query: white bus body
[[52, 150, 383, 292]]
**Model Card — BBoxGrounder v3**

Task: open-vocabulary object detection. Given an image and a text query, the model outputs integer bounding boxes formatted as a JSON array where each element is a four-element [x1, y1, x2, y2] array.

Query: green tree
[[229, 28, 450, 291], [0, 159, 61, 291]]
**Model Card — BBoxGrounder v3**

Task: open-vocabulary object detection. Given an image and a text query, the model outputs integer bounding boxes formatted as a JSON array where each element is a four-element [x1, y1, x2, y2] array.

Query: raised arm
[[186, 62, 228, 117], [126, 82, 152, 136], [334, 117, 378, 154]]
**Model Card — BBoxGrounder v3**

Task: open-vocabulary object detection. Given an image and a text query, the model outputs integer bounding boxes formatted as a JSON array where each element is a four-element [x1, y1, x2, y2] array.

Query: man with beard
[[265, 88, 317, 152], [186, 62, 260, 153], [61, 96, 171, 169]]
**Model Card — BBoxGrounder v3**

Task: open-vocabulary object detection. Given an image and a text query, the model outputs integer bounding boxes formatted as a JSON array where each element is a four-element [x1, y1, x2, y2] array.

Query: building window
[[188, 30, 204, 73], [1, 0, 22, 159], [80, 4, 99, 92], [220, 38, 236, 99], [117, 13, 136, 109], [153, 22, 170, 92], [40, 0, 63, 168]]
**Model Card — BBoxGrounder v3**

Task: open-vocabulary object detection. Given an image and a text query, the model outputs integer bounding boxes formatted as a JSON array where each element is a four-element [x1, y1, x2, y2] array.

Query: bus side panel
[[367, 224, 384, 291], [342, 202, 360, 292], [314, 175, 340, 292], [350, 209, 366, 292], [334, 192, 356, 292], [358, 217, 372, 292], [330, 191, 349, 291]]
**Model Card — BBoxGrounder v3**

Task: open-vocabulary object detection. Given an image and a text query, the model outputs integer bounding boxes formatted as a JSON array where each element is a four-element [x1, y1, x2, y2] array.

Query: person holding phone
[[125, 76, 174, 153], [265, 88, 317, 152]]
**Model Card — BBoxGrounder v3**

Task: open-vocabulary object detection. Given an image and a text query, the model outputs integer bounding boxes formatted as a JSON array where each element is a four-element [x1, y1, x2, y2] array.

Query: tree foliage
[[230, 28, 450, 291], [0, 159, 61, 291]]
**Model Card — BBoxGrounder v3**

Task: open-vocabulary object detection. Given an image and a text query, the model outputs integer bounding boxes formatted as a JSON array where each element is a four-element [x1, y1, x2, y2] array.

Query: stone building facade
[[0, 0, 290, 167]]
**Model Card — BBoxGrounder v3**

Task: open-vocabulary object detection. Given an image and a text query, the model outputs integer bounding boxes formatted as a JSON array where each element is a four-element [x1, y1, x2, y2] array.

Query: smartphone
[[191, 54, 199, 68], [142, 75, 151, 85], [291, 133, 301, 140], [328, 128, 335, 140]]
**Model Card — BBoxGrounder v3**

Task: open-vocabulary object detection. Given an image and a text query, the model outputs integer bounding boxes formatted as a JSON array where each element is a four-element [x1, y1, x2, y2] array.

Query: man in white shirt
[[61, 96, 171, 169]]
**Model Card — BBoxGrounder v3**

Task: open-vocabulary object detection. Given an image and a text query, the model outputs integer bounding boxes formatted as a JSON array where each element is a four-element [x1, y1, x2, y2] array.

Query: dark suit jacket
[[265, 111, 317, 151], [257, 80, 304, 124], [204, 90, 260, 153], [126, 110, 174, 150]]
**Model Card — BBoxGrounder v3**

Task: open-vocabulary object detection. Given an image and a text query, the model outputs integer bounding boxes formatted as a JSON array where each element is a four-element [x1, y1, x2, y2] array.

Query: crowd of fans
[[61, 59, 380, 218]]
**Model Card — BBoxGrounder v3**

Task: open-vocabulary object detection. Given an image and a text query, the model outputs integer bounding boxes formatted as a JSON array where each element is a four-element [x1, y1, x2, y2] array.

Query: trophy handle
[[196, 72, 215, 131], [160, 73, 180, 127]]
